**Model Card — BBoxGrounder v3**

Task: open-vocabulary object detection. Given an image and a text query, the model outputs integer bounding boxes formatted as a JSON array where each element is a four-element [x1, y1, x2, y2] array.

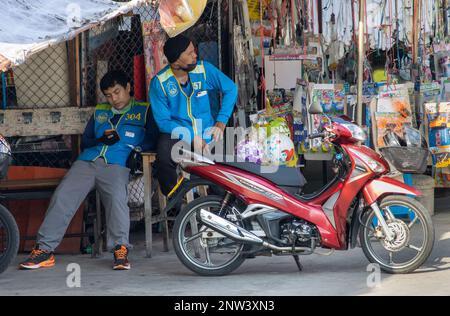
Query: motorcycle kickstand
[[293, 255, 303, 272]]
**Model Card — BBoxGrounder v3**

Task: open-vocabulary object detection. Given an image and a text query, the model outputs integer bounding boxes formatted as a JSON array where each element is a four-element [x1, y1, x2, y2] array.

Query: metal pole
[[317, 0, 323, 35], [445, 0, 449, 37], [357, 0, 366, 126], [412, 0, 421, 126], [229, 0, 234, 80], [218, 0, 222, 71], [412, 0, 420, 65], [1, 72, 7, 109]]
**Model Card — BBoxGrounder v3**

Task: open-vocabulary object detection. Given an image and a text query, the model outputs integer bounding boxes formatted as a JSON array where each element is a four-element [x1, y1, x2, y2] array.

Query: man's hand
[[208, 122, 226, 142], [192, 135, 209, 155], [98, 129, 120, 146]]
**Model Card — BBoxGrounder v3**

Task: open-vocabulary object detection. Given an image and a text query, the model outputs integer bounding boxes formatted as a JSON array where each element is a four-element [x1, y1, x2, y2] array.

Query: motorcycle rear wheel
[[0, 204, 19, 274], [173, 195, 246, 276], [360, 195, 434, 274]]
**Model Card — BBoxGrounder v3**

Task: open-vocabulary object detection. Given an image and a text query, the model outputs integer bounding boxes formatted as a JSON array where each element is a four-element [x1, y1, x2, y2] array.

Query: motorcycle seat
[[219, 162, 307, 189]]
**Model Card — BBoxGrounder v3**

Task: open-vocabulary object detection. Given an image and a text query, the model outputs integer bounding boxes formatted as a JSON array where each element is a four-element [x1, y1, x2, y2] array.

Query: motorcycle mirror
[[308, 100, 323, 115]]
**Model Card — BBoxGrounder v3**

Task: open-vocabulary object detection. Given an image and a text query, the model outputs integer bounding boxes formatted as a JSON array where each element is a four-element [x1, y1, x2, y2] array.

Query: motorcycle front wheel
[[173, 195, 246, 276], [360, 195, 435, 274], [0, 204, 19, 274]]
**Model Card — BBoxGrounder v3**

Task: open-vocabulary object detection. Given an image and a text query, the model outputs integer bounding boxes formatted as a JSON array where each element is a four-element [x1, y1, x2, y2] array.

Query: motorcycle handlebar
[[308, 133, 327, 140]]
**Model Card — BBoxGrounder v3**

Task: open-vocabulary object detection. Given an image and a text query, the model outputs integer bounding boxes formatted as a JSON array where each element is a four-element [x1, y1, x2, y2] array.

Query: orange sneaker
[[19, 246, 55, 270], [113, 245, 130, 270]]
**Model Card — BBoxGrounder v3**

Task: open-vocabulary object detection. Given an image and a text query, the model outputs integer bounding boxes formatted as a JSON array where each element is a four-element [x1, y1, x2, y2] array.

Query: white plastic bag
[[159, 0, 207, 38]]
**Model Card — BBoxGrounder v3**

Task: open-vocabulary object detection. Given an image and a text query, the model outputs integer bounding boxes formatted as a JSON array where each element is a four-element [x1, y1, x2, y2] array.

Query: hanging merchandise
[[425, 102, 450, 187], [292, 80, 303, 113], [373, 83, 429, 175], [442, 77, 450, 101], [322, 0, 353, 64], [293, 115, 305, 144], [300, 40, 324, 83], [310, 84, 346, 115], [299, 84, 347, 160], [376, 83, 414, 99], [233, 0, 259, 113], [337, 47, 358, 84], [236, 118, 298, 167], [376, 95, 412, 116], [142, 20, 168, 93], [315, 0, 439, 67], [301, 113, 334, 158], [249, 119, 269, 144], [251, 20, 273, 67], [433, 42, 450, 80], [158, 0, 207, 38], [268, 116, 292, 138], [266, 89, 294, 116], [247, 0, 274, 68], [292, 78, 308, 155], [236, 138, 265, 165], [426, 102, 450, 157], [248, 0, 272, 21], [373, 85, 414, 148], [265, 133, 298, 167], [420, 82, 443, 105], [408, 82, 441, 129], [241, 98, 299, 167]]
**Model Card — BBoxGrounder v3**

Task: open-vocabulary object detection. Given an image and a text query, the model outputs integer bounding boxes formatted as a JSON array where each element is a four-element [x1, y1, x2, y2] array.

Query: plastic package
[[265, 134, 298, 167], [158, 0, 207, 38]]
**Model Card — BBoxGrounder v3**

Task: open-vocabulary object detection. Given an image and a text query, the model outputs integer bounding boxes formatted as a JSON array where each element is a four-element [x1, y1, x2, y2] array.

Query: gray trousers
[[37, 159, 130, 252]]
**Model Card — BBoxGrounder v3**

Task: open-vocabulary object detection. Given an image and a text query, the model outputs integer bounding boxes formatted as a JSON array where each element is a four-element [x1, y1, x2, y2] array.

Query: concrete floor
[[1, 206, 449, 296]]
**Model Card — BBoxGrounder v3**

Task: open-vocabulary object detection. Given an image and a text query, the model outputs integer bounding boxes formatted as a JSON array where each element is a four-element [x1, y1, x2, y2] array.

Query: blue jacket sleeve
[[149, 76, 195, 143], [141, 106, 160, 152], [81, 115, 100, 151], [203, 61, 238, 125]]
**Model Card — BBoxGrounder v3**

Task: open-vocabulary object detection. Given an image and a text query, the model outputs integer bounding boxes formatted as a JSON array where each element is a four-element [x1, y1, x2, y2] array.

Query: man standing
[[150, 34, 238, 196], [19, 70, 159, 271]]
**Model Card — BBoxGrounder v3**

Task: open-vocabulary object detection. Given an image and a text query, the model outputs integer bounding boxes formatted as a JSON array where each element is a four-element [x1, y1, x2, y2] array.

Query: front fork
[[370, 202, 395, 241]]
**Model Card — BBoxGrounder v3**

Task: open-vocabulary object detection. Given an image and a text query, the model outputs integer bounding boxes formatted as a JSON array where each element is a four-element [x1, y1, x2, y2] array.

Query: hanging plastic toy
[[236, 139, 264, 165], [159, 0, 207, 38], [265, 134, 298, 167], [268, 117, 291, 138]]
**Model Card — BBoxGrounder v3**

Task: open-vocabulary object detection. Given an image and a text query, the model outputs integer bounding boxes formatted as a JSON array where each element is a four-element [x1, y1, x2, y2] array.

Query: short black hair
[[100, 70, 130, 92]]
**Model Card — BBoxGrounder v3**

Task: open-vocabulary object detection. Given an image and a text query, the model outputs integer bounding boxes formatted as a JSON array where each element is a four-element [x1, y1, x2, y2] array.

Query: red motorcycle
[[169, 105, 435, 276]]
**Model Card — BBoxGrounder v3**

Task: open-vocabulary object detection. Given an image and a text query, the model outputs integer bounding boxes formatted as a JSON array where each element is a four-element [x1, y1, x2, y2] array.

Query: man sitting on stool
[[19, 70, 159, 271]]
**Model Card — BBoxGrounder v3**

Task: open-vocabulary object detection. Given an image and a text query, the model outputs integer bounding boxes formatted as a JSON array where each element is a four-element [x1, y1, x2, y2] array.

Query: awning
[[0, 0, 151, 72]]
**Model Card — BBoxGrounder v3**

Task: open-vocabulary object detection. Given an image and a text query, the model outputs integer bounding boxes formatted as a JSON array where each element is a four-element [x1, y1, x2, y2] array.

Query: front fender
[[362, 176, 422, 205]]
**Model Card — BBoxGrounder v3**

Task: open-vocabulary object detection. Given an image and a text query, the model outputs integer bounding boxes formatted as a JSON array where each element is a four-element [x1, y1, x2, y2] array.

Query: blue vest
[[78, 100, 149, 167], [156, 61, 214, 141]]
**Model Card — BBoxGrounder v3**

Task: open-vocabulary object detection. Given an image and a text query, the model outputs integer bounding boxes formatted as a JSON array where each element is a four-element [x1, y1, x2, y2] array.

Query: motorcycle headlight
[[365, 158, 386, 173], [342, 123, 367, 142], [349, 148, 387, 174]]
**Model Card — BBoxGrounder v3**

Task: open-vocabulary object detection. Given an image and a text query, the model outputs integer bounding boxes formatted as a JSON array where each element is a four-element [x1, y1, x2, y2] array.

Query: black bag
[[126, 147, 143, 175]]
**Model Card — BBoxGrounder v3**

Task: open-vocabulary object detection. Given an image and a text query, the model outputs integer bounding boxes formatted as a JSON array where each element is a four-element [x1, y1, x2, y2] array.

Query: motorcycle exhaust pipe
[[199, 209, 264, 245], [199, 209, 316, 253]]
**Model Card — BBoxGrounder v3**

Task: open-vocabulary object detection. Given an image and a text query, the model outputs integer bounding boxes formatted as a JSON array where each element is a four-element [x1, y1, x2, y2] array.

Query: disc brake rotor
[[381, 219, 410, 252]]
